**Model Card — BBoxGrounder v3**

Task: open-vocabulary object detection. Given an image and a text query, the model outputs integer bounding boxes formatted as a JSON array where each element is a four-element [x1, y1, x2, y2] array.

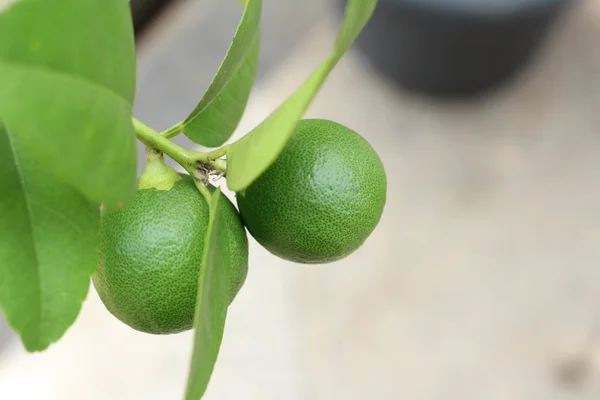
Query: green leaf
[[0, 125, 99, 352], [181, 0, 261, 147], [226, 0, 377, 192], [0, 0, 137, 207], [184, 188, 230, 400]]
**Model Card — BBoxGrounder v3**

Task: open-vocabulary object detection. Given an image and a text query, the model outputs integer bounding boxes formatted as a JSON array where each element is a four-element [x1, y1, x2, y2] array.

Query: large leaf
[[0, 0, 137, 207], [185, 188, 230, 400], [180, 0, 261, 147], [226, 0, 377, 192], [0, 125, 99, 351]]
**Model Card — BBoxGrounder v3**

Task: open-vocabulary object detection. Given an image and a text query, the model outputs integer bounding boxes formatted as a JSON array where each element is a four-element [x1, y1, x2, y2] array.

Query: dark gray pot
[[343, 0, 572, 97], [131, 0, 178, 35]]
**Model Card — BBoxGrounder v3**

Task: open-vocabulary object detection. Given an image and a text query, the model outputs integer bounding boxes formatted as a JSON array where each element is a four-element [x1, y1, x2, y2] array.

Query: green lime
[[237, 119, 386, 264], [93, 174, 248, 335]]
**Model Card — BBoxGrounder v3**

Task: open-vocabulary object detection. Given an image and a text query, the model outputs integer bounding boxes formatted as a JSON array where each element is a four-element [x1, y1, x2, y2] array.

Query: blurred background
[[2, 0, 600, 398]]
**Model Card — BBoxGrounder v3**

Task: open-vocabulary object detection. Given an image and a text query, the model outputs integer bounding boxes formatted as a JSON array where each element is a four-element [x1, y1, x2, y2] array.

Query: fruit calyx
[[138, 148, 182, 190]]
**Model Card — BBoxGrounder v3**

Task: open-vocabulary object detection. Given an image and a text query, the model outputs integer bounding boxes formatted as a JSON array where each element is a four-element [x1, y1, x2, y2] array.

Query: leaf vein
[[29, 200, 84, 236], [5, 129, 43, 342]]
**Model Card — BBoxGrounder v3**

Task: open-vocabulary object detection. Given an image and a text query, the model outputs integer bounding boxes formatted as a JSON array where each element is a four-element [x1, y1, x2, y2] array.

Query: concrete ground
[[2, 0, 600, 399]]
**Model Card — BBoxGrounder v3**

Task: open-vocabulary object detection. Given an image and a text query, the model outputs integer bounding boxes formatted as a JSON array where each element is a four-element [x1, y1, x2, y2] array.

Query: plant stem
[[132, 117, 229, 181], [133, 118, 192, 167]]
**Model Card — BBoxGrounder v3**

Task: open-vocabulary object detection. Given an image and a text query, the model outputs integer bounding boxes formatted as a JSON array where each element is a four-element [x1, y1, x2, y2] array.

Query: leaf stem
[[203, 145, 230, 161], [211, 159, 227, 172], [160, 121, 184, 139]]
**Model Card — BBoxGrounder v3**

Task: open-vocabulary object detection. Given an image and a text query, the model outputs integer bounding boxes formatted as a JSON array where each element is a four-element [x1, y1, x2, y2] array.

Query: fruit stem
[[132, 117, 228, 177], [139, 148, 182, 190], [193, 178, 213, 203], [144, 147, 163, 163]]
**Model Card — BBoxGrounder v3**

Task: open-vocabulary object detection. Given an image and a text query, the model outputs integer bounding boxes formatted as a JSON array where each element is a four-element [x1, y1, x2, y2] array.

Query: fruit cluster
[[94, 119, 387, 334]]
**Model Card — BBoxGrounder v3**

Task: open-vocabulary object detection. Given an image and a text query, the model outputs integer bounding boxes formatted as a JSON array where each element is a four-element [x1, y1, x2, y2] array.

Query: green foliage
[[0, 0, 137, 206], [0, 125, 100, 351], [226, 0, 377, 192], [0, 0, 380, 397], [179, 0, 261, 147], [185, 189, 230, 400]]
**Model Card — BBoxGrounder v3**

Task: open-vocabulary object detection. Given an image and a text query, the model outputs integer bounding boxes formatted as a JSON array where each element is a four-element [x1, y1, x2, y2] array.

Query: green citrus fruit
[[236, 119, 386, 264], [93, 174, 248, 335]]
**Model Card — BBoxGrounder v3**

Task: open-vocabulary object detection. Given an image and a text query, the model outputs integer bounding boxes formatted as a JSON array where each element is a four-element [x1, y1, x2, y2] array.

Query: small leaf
[[184, 188, 230, 400], [0, 0, 137, 207], [226, 0, 377, 192], [181, 0, 261, 147], [0, 125, 99, 351]]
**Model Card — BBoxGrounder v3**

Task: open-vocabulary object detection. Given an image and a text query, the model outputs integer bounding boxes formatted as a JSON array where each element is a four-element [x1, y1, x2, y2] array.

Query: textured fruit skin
[[93, 175, 248, 335], [237, 119, 386, 264]]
